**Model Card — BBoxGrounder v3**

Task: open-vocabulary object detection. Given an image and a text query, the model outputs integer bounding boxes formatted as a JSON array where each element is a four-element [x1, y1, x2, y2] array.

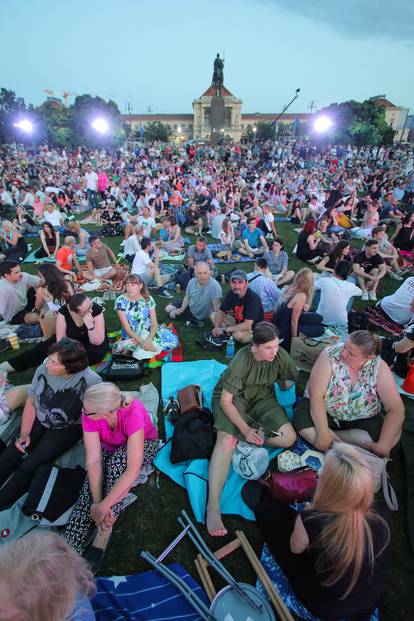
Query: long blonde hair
[[0, 531, 95, 621], [311, 443, 389, 598], [277, 267, 314, 307]]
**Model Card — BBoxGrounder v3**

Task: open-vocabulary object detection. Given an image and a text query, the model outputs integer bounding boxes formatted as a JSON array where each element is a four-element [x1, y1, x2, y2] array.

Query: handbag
[[352, 445, 398, 511], [290, 334, 334, 373], [100, 354, 144, 380], [177, 384, 202, 415], [258, 466, 318, 504]]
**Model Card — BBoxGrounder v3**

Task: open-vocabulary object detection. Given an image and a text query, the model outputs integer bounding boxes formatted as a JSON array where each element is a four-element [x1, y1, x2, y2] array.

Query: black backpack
[[175, 266, 191, 290], [170, 407, 216, 464], [348, 310, 372, 333]]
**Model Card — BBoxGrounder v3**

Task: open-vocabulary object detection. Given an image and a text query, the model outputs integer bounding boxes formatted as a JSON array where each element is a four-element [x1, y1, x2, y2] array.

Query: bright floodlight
[[14, 119, 33, 133], [91, 118, 109, 134], [314, 116, 333, 133]]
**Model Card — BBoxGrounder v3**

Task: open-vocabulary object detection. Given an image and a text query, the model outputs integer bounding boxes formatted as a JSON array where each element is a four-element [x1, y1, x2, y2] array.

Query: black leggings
[[0, 418, 82, 510], [8, 336, 108, 372]]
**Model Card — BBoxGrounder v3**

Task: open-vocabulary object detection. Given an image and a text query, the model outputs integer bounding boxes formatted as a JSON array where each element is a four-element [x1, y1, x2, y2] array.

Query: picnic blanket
[[159, 251, 186, 262], [23, 249, 86, 264], [92, 564, 209, 621], [153, 360, 296, 523], [365, 306, 404, 337], [257, 545, 378, 621]]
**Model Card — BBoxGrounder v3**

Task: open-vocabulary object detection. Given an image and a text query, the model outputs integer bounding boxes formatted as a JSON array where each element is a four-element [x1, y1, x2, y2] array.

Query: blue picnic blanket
[[23, 249, 86, 264], [92, 564, 209, 620], [154, 360, 296, 523]]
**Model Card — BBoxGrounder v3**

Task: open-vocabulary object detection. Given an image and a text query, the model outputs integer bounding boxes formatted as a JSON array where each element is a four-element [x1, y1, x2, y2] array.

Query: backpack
[[170, 407, 216, 464], [22, 464, 86, 524], [174, 266, 191, 290], [348, 310, 372, 333]]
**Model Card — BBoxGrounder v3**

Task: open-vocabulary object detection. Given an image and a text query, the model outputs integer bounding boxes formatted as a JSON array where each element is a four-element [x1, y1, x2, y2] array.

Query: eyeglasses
[[82, 408, 96, 417]]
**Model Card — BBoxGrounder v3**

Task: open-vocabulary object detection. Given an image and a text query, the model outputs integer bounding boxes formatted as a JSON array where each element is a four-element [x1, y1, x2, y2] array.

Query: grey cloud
[[264, 0, 414, 43]]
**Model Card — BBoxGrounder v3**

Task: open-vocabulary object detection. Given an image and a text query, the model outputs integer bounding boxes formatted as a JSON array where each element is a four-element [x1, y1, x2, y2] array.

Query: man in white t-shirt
[[123, 225, 142, 262], [137, 206, 155, 238], [0, 260, 41, 324], [85, 163, 99, 209], [380, 277, 414, 326], [43, 203, 63, 229], [131, 237, 172, 298], [314, 261, 362, 326]]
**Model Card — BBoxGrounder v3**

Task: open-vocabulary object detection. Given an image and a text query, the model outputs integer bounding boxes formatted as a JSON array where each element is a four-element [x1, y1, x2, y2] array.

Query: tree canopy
[[317, 100, 395, 145]]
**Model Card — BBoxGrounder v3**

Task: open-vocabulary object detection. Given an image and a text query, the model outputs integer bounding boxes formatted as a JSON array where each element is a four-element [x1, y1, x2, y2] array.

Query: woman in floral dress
[[114, 274, 177, 358]]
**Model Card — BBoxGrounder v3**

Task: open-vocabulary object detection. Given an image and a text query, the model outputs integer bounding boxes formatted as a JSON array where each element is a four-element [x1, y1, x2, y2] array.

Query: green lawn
[[4, 222, 414, 620]]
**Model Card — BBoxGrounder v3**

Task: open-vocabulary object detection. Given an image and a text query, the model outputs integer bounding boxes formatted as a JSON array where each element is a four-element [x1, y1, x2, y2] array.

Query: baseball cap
[[230, 269, 248, 281]]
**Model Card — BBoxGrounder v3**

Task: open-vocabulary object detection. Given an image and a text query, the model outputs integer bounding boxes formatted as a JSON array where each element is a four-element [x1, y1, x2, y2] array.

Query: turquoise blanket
[[154, 359, 296, 523]]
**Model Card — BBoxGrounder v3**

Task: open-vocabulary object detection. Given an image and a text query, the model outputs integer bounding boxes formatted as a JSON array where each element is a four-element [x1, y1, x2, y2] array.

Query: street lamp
[[91, 117, 110, 134], [253, 126, 257, 143], [177, 126, 182, 142], [313, 116, 333, 133], [14, 119, 34, 134]]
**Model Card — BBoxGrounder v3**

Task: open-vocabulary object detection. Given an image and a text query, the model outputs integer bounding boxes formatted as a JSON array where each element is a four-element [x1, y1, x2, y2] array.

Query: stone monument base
[[210, 95, 225, 143]]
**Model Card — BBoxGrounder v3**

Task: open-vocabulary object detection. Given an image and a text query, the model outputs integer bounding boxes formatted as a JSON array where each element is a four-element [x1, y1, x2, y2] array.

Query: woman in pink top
[[64, 382, 160, 571]]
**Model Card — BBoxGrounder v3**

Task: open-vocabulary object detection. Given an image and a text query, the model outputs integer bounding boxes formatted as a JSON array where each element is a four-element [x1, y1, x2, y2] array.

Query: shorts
[[94, 266, 113, 277], [293, 398, 382, 442], [0, 393, 10, 425]]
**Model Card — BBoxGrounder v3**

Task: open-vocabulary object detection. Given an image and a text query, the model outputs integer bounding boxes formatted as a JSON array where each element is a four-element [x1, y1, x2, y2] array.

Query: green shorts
[[293, 398, 382, 442], [212, 393, 290, 440]]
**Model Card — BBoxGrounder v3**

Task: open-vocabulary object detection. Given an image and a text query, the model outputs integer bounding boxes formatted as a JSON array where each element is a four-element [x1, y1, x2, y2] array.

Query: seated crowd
[[0, 140, 413, 620]]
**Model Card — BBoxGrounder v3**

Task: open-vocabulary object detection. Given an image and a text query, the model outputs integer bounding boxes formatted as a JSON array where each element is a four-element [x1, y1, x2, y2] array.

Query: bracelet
[[87, 324, 95, 331]]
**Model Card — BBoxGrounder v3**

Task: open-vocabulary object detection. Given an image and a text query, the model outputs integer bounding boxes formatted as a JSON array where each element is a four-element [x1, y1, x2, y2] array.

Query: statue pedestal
[[210, 95, 225, 143]]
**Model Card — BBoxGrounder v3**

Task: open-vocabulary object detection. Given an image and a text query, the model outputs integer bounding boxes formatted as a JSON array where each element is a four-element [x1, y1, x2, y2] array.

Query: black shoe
[[164, 396, 180, 423], [204, 331, 229, 347], [157, 287, 173, 299]]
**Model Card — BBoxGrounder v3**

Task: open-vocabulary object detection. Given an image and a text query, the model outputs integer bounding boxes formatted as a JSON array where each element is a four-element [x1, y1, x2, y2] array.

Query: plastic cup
[[8, 334, 20, 350]]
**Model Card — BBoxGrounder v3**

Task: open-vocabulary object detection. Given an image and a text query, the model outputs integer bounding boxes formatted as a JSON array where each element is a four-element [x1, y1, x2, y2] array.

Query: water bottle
[[226, 336, 235, 359]]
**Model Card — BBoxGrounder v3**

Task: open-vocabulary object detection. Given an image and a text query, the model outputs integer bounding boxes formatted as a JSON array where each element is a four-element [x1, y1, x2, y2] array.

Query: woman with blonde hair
[[64, 382, 160, 571], [250, 443, 391, 620], [0, 531, 96, 621], [0, 220, 28, 262], [273, 267, 324, 351]]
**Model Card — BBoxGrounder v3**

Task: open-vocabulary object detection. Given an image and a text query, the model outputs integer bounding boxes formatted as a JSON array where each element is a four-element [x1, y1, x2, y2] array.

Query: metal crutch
[[141, 550, 217, 621], [177, 510, 263, 613]]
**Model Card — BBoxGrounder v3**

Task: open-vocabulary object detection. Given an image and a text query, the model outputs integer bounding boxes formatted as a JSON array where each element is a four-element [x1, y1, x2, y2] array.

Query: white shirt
[[314, 276, 361, 325], [0, 273, 41, 321], [0, 190, 13, 206], [123, 235, 141, 258], [85, 171, 98, 191], [44, 210, 62, 228], [381, 277, 414, 326], [131, 249, 152, 276], [137, 215, 155, 238]]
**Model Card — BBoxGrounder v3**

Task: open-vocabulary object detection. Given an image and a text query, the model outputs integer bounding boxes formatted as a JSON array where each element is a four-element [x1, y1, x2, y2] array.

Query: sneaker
[[204, 331, 229, 347], [157, 287, 173, 299], [361, 291, 369, 301], [389, 271, 403, 281], [369, 291, 377, 302]]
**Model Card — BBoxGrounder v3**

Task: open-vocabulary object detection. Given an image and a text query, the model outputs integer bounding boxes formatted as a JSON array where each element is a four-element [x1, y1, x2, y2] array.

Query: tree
[[318, 99, 395, 145], [0, 88, 30, 143], [69, 95, 121, 147], [143, 121, 172, 142], [37, 100, 72, 146]]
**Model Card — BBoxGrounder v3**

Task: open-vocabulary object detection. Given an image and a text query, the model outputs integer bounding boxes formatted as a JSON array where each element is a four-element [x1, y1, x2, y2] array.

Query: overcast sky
[[1, 0, 412, 115]]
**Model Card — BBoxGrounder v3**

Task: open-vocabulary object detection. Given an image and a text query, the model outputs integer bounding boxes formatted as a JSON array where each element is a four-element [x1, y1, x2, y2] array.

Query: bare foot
[[206, 507, 228, 537]]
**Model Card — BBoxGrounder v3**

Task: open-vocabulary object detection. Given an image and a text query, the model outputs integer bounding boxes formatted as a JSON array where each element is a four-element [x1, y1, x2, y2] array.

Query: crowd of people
[[0, 138, 413, 620]]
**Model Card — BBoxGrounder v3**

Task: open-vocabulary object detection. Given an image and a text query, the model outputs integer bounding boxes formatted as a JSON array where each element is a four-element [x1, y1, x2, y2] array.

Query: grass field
[[4, 222, 414, 620]]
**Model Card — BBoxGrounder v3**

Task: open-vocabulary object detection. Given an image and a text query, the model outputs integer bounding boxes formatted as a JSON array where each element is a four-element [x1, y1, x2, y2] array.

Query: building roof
[[242, 112, 312, 121], [369, 97, 397, 108], [123, 114, 193, 121], [201, 85, 234, 97]]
